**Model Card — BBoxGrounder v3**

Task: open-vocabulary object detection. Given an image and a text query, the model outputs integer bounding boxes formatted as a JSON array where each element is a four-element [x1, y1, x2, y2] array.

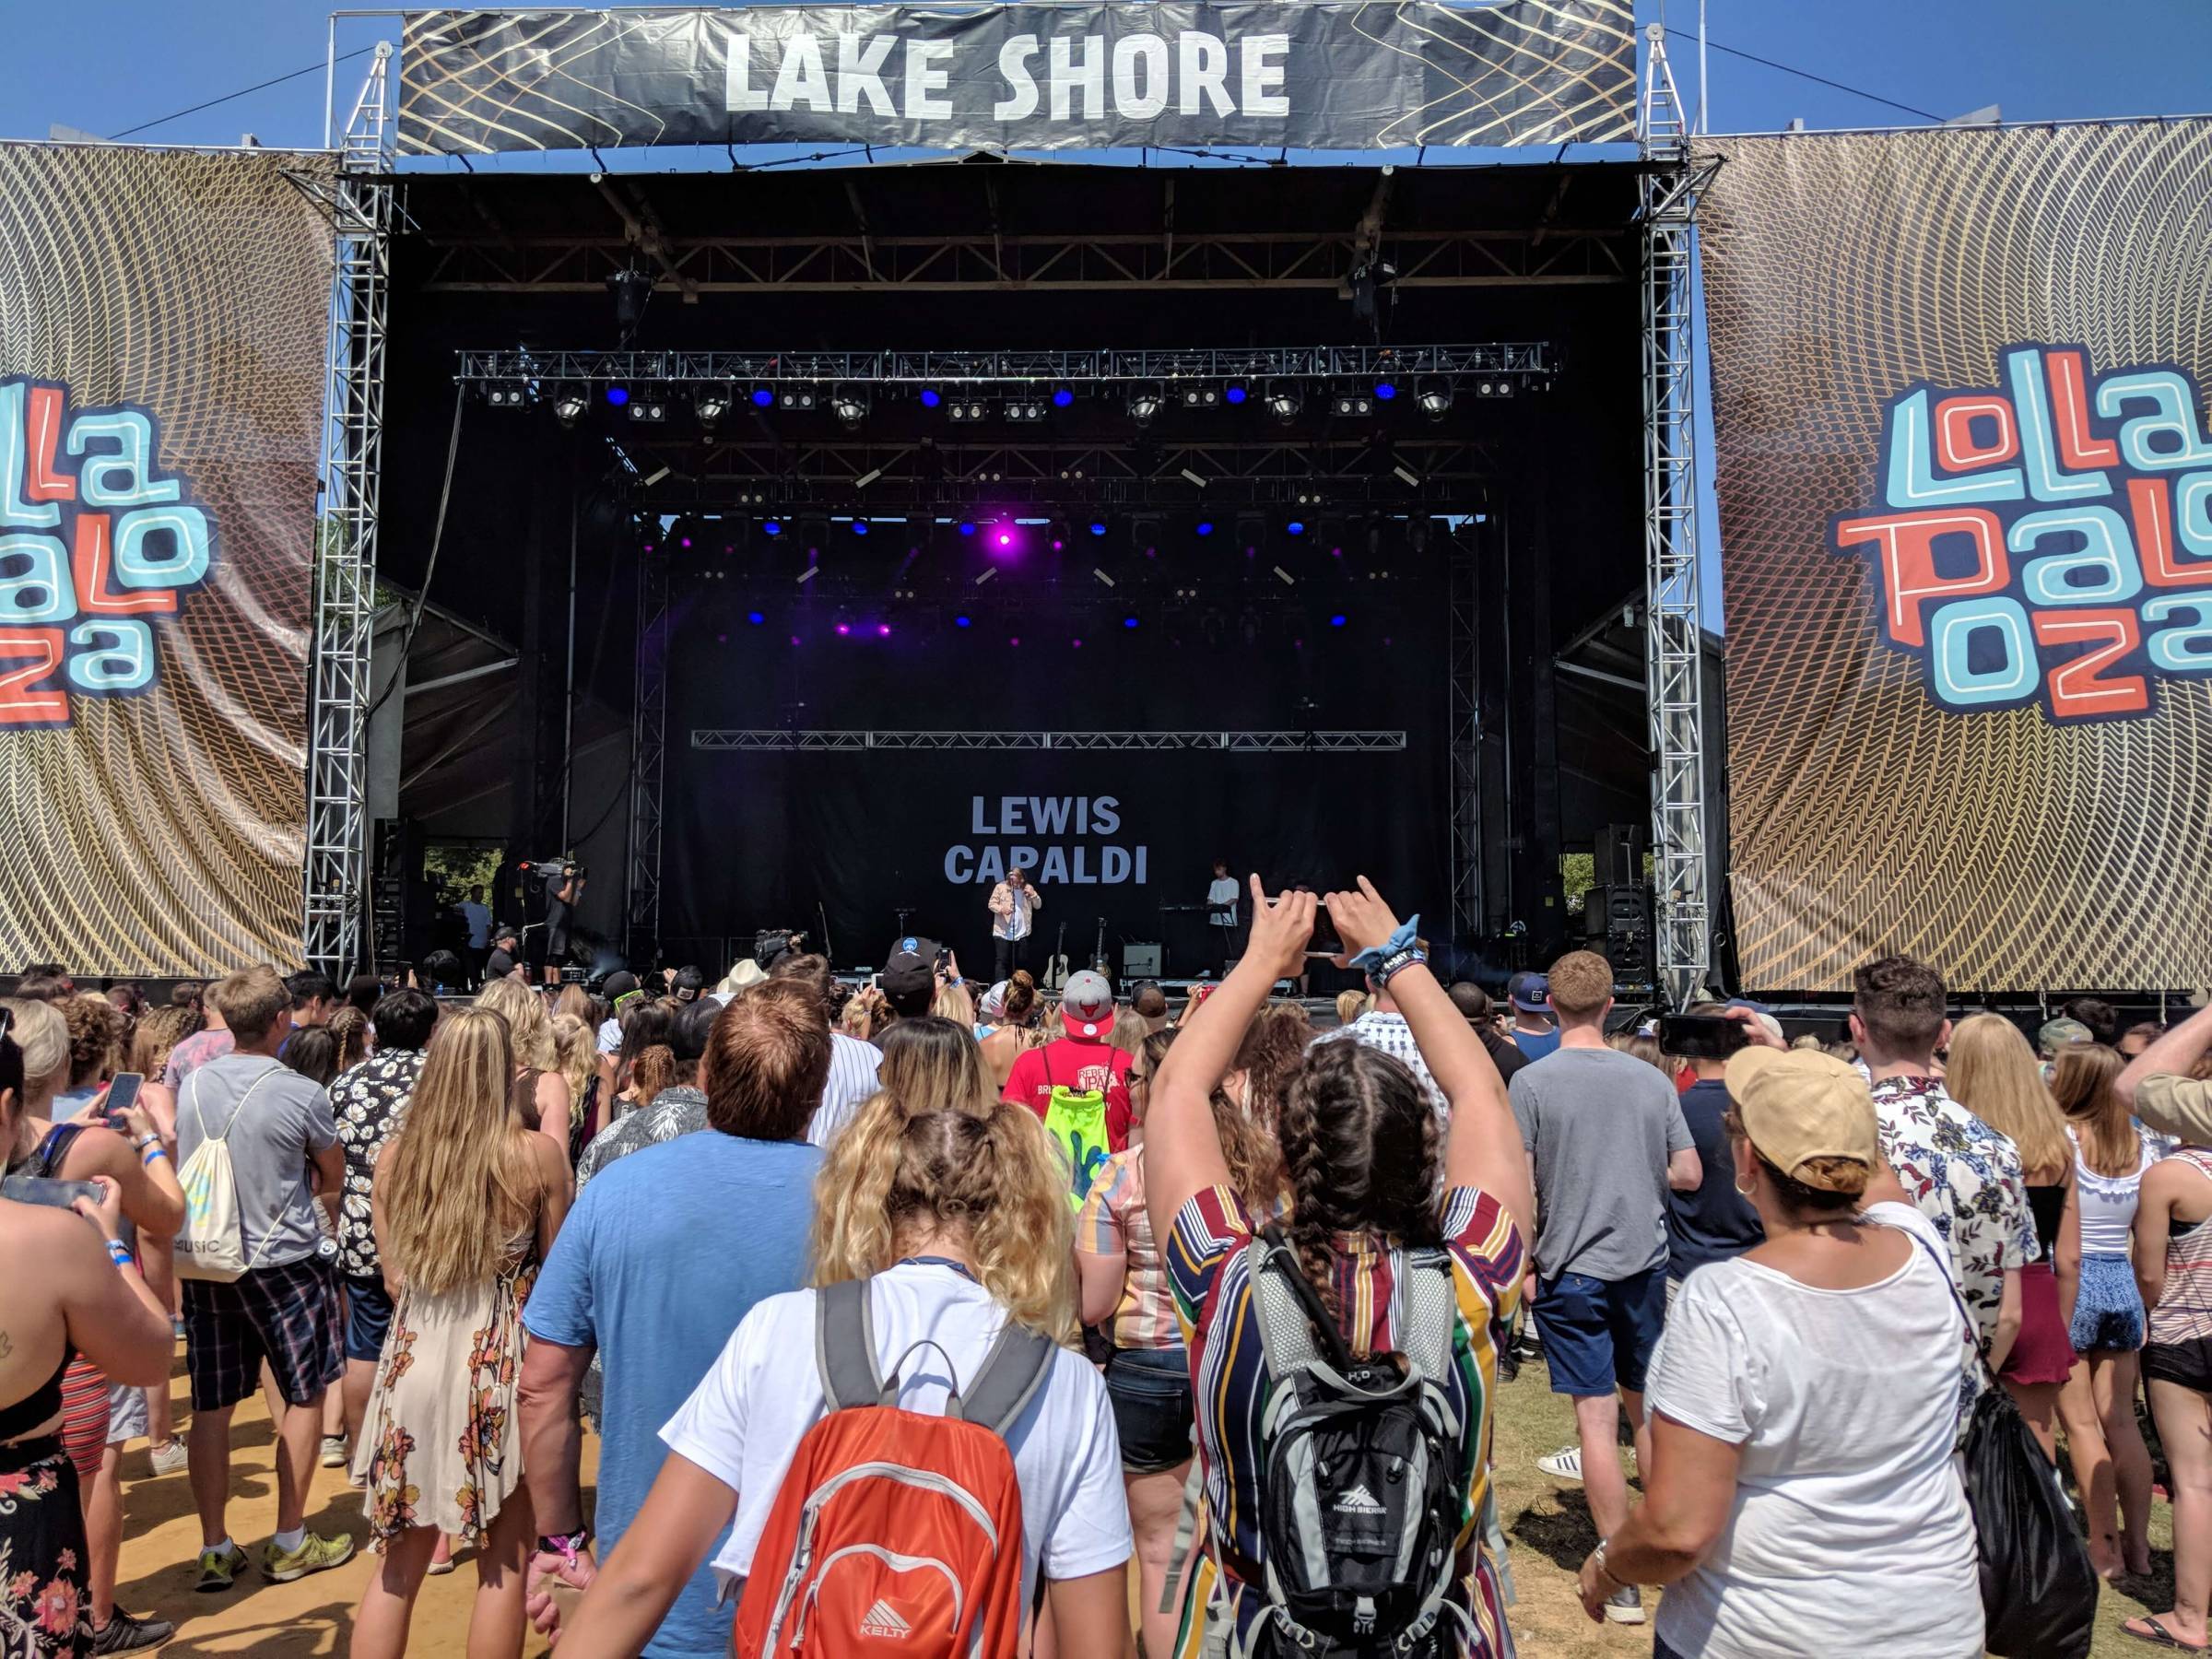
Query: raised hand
[[1322, 875, 1403, 967], [1241, 875, 1316, 982]]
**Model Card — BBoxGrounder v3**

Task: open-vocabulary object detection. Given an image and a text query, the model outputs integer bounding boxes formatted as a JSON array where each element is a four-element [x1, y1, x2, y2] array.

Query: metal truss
[[304, 45, 395, 977], [1446, 530, 1482, 945], [690, 730, 1407, 753], [1638, 28, 1714, 1008], [422, 228, 1629, 295], [635, 436, 1502, 511], [625, 552, 671, 964], [459, 342, 1555, 392]]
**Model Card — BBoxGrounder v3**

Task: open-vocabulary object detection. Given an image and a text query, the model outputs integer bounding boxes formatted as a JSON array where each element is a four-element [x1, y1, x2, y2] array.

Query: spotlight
[[694, 389, 732, 427], [1287, 520, 1307, 535], [1333, 393, 1374, 418], [1373, 381, 1398, 402], [877, 623, 891, 636], [919, 388, 943, 409], [1005, 401, 1045, 422], [947, 399, 988, 422], [606, 267, 653, 342], [750, 387, 775, 408], [1265, 383, 1305, 424], [485, 385, 528, 408], [1127, 385, 1165, 425], [1330, 614, 1347, 628], [778, 389, 818, 411], [606, 386, 629, 407], [850, 520, 870, 536], [762, 520, 783, 536], [958, 522, 977, 536], [836, 622, 852, 636], [1224, 383, 1249, 406], [1181, 385, 1221, 408], [1052, 387, 1076, 408], [628, 397, 666, 423], [551, 389, 587, 429], [1417, 377, 1453, 420], [1124, 616, 1140, 629], [830, 390, 868, 429], [955, 615, 972, 628], [1088, 521, 1109, 537], [747, 610, 765, 625], [1194, 521, 1215, 537]]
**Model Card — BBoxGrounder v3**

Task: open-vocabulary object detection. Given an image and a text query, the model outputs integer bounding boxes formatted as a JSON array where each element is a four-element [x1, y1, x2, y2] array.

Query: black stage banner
[[397, 2, 1635, 155]]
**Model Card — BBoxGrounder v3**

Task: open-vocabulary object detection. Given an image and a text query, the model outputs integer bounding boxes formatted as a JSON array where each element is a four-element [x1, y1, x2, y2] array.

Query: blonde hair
[[553, 984, 597, 1026], [1607, 1032, 1669, 1075], [1334, 990, 1371, 1028], [2053, 1043, 2138, 1178], [1, 997, 69, 1096], [380, 1007, 541, 1295], [1947, 1014, 2070, 1180], [1108, 1009, 1148, 1056], [931, 982, 976, 1028], [550, 1013, 599, 1109], [810, 1091, 1077, 1344], [477, 976, 556, 1069]]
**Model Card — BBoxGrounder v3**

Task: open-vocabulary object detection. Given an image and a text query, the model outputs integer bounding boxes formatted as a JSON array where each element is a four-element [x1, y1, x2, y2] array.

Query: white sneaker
[[147, 1441, 188, 1477], [1604, 1586, 1645, 1624], [1535, 1444, 1583, 1482]]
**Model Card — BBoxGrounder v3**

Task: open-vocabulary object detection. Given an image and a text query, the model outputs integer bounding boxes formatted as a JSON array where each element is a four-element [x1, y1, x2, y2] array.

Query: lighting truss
[[690, 730, 1409, 752], [456, 343, 1555, 394]]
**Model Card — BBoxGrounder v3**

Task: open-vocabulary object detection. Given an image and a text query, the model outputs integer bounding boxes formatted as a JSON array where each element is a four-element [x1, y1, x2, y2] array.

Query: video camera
[[521, 854, 585, 889]]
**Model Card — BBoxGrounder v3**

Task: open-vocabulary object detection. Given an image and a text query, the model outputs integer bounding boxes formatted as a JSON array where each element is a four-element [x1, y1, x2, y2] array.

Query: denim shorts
[[2070, 1252, 2145, 1354], [1104, 1346, 1194, 1473], [343, 1272, 395, 1365], [1532, 1265, 1667, 1397]]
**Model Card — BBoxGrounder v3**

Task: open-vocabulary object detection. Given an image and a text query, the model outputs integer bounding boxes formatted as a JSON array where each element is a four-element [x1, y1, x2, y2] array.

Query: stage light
[[1181, 386, 1221, 408], [1124, 616, 1140, 629], [606, 267, 654, 341], [1006, 401, 1045, 422], [920, 388, 943, 408], [750, 387, 775, 408], [1287, 521, 1306, 535], [1071, 638, 1083, 649], [1333, 394, 1374, 418], [1266, 383, 1305, 424], [877, 623, 891, 636], [831, 390, 868, 429], [994, 528, 1015, 549], [747, 610, 765, 625], [955, 615, 972, 628], [836, 622, 852, 636], [694, 389, 732, 427], [551, 390, 588, 429], [958, 522, 977, 536], [1226, 384, 1249, 406], [1417, 377, 1453, 419], [628, 398, 666, 422], [762, 521, 783, 536], [1373, 381, 1398, 401], [1330, 614, 1347, 627], [851, 520, 870, 536], [947, 399, 988, 422], [1194, 521, 1215, 537], [779, 389, 818, 411], [606, 386, 629, 407], [1052, 387, 1076, 408], [1088, 521, 1109, 537], [1127, 385, 1165, 425], [485, 385, 527, 407]]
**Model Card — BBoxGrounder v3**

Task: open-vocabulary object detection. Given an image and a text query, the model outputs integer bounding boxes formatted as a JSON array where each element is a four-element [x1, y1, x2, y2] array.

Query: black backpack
[[1225, 1224, 1465, 1659]]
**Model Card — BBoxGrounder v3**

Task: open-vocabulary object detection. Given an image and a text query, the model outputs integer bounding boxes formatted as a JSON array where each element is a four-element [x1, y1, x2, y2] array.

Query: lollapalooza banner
[[0, 146, 331, 975], [1701, 122, 2212, 993], [396, 1, 1634, 155]]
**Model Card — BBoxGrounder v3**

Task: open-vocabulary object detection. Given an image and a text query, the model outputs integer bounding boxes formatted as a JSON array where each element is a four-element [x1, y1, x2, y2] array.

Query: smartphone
[[1658, 1013, 1750, 1060], [102, 1072, 144, 1129], [0, 1174, 106, 1212]]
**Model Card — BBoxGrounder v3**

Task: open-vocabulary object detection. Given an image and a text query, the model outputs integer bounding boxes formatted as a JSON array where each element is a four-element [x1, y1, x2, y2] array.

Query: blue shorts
[[1533, 1265, 1667, 1397], [1104, 1346, 1194, 1474], [2070, 1252, 2145, 1354], [343, 1272, 395, 1365]]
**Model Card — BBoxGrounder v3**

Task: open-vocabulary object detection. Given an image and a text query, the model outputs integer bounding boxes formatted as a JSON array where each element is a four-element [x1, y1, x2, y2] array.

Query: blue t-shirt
[[1510, 1026, 1561, 1063], [1665, 1077, 1764, 1281], [525, 1131, 824, 1658]]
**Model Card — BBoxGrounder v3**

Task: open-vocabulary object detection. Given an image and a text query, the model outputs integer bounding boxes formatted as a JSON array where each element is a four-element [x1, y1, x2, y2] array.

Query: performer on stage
[[541, 861, 584, 986], [987, 864, 1043, 981], [1206, 857, 1240, 980]]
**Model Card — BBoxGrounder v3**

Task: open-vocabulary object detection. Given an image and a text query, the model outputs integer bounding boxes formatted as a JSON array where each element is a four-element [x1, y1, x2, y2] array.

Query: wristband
[[536, 1528, 590, 1567], [1347, 912, 1421, 973], [132, 1133, 159, 1152], [1373, 947, 1428, 987], [142, 1145, 169, 1167], [105, 1239, 134, 1269]]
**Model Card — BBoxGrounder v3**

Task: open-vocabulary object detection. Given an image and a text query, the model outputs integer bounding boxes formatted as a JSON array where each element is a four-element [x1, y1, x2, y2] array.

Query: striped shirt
[[806, 1031, 884, 1147], [2151, 1148, 2212, 1347], [1076, 1147, 1182, 1351], [1164, 1183, 1524, 1659]]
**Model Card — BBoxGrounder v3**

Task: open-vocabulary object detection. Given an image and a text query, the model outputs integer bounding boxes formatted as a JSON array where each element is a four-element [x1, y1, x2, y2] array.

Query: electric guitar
[[1044, 923, 1069, 994]]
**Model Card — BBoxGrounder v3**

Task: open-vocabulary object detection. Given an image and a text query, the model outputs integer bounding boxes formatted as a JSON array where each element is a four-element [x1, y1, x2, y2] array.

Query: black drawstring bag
[[1910, 1234, 2098, 1659]]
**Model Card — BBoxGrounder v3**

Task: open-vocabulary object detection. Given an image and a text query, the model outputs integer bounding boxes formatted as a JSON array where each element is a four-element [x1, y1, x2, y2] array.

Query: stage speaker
[[1122, 942, 1163, 979], [1585, 883, 1655, 983], [1595, 823, 1648, 889]]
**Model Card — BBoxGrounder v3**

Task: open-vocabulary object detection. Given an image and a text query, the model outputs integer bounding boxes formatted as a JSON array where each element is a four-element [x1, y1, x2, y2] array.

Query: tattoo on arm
[[0, 1329, 13, 1361]]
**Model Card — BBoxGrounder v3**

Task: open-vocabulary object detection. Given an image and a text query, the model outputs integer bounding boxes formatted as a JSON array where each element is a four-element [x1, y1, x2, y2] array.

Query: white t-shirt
[[660, 1261, 1133, 1616], [1644, 1202, 1983, 1659], [1206, 876, 1240, 926]]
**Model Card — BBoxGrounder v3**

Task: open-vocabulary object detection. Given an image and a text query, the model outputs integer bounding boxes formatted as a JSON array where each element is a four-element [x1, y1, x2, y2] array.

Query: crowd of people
[[6, 900, 2212, 1657]]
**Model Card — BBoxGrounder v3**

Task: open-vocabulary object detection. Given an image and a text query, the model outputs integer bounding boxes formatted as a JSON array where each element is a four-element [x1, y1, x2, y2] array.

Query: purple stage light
[[1071, 638, 1083, 649], [877, 623, 891, 636], [996, 531, 1014, 547], [836, 623, 852, 636], [790, 634, 802, 646]]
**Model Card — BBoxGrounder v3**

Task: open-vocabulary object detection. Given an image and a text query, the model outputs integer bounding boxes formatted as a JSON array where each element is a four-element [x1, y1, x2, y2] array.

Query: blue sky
[[3, 0, 2206, 148]]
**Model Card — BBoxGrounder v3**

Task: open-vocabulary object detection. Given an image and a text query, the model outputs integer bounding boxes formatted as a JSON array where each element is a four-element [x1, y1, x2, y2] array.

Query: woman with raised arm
[[1143, 875, 1530, 1659]]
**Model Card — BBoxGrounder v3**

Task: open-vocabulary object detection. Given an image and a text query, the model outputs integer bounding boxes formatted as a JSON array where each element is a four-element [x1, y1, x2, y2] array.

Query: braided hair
[[1276, 1038, 1444, 1328]]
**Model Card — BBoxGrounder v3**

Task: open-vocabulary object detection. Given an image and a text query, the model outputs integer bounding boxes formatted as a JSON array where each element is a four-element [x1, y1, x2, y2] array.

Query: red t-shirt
[[1002, 1037, 1135, 1150]]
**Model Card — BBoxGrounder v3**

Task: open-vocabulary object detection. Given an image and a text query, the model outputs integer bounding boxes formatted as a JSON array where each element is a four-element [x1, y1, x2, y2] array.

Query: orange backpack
[[734, 1278, 1055, 1659]]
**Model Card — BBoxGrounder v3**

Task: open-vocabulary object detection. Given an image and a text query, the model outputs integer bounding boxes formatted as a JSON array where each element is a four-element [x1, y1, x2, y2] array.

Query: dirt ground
[[115, 1346, 2180, 1655]]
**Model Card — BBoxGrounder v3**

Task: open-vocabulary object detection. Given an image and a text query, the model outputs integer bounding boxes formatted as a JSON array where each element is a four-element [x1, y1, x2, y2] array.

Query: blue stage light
[[955, 615, 972, 628], [1195, 521, 1214, 536], [958, 522, 977, 536], [1052, 387, 1075, 407], [1124, 616, 1139, 629], [1287, 521, 1306, 535], [920, 388, 943, 408], [606, 386, 629, 406], [747, 610, 766, 625], [750, 387, 774, 408], [1374, 381, 1397, 401], [851, 520, 869, 535], [1088, 521, 1108, 537], [1225, 385, 1248, 405], [761, 521, 782, 536], [1330, 614, 1347, 627]]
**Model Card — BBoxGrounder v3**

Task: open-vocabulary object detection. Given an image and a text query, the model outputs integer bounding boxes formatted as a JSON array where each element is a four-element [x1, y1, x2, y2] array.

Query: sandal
[[2123, 1616, 2207, 1652]]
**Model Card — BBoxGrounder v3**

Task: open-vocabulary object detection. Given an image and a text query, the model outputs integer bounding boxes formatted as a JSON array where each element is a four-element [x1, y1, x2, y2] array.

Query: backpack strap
[[186, 1060, 285, 1149], [960, 1318, 1056, 1436], [30, 1123, 87, 1178], [1394, 1245, 1459, 1392], [815, 1277, 885, 1412]]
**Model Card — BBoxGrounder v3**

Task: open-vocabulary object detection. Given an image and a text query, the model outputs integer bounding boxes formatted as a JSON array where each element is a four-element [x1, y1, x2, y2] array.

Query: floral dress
[[357, 1230, 537, 1546], [0, 1438, 88, 1657]]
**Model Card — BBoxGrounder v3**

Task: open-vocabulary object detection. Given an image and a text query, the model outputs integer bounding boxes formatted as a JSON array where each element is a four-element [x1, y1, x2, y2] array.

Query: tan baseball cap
[[1724, 1046, 1879, 1191]]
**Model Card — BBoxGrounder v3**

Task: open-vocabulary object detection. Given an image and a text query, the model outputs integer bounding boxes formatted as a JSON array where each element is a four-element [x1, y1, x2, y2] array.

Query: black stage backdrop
[[397, 3, 1634, 156], [661, 582, 1448, 976]]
